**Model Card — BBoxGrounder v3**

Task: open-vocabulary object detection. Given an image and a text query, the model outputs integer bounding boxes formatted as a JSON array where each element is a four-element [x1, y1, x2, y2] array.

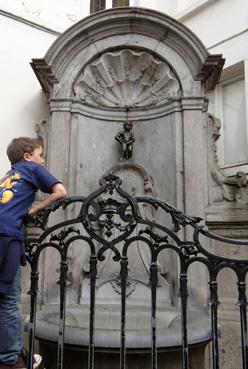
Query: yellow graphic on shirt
[[0, 172, 21, 204]]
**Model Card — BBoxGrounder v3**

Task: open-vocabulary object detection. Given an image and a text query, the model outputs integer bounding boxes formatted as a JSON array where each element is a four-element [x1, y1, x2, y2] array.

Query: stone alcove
[[29, 7, 224, 368]]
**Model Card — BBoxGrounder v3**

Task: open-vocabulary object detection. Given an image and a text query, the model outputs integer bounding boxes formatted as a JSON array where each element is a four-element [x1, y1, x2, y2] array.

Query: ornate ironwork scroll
[[25, 174, 248, 369]]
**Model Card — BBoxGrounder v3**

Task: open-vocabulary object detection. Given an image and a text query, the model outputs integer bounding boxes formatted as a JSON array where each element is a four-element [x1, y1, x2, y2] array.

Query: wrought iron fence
[[24, 174, 248, 369]]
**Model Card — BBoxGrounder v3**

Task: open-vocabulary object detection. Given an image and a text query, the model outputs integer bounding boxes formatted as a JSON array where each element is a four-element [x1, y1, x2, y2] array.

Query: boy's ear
[[23, 152, 31, 162]]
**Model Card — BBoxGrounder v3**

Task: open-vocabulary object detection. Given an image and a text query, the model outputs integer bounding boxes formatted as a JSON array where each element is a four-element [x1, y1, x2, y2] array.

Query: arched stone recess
[[31, 7, 224, 309]]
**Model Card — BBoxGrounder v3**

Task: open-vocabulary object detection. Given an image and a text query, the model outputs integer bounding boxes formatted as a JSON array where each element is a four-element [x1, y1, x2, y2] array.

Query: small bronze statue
[[115, 121, 135, 161]]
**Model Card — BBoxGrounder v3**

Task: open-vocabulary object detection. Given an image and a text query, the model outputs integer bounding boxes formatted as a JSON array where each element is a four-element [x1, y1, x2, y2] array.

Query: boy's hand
[[28, 206, 39, 216]]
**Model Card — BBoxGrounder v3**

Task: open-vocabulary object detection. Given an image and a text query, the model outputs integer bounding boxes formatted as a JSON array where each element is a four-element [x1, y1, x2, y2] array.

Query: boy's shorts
[[0, 236, 25, 294]]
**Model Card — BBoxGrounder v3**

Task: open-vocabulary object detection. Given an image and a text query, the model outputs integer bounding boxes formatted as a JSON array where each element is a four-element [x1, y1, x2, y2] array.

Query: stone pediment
[[31, 8, 224, 100], [73, 49, 181, 108]]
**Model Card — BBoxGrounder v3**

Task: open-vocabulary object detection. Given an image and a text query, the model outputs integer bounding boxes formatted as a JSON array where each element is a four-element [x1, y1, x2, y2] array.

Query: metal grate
[[25, 174, 248, 369]]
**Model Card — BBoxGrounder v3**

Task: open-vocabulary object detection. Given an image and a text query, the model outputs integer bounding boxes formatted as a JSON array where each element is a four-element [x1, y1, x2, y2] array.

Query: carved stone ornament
[[35, 119, 48, 158], [73, 49, 181, 108], [208, 113, 248, 204], [105, 161, 155, 197]]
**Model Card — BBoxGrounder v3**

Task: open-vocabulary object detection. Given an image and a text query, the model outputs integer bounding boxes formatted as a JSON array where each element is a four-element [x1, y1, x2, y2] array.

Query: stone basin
[[27, 304, 212, 349]]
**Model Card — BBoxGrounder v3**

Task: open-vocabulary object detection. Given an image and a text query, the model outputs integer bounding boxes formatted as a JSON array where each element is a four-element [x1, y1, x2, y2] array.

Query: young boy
[[0, 137, 67, 368]]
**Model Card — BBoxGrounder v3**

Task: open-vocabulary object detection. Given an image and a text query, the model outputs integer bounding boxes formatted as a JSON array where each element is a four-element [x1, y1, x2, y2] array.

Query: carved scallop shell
[[73, 49, 181, 108]]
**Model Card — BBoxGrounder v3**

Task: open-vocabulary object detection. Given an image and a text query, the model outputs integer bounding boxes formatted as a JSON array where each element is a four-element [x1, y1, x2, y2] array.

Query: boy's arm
[[28, 183, 67, 216]]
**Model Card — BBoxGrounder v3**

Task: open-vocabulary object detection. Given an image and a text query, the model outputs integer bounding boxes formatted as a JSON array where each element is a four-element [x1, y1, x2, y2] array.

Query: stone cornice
[[48, 96, 208, 119], [49, 98, 183, 120], [30, 58, 58, 99], [44, 7, 208, 67], [31, 8, 224, 98], [180, 96, 208, 110], [206, 204, 248, 226], [34, 7, 223, 91], [196, 55, 225, 91]]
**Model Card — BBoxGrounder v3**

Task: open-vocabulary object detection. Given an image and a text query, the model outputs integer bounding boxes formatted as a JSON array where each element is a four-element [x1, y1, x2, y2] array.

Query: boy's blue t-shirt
[[0, 161, 60, 240]]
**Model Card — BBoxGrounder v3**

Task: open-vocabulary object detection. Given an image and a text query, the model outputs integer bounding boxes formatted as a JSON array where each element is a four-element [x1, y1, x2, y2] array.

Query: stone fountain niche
[[30, 7, 224, 369]]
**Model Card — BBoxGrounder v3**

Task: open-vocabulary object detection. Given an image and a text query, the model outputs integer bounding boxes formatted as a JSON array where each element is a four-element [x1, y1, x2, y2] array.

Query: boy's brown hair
[[7, 137, 43, 165]]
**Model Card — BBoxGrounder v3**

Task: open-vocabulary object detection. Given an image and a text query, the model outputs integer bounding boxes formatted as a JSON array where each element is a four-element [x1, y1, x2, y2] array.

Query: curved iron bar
[[26, 240, 67, 369], [120, 253, 128, 369], [136, 196, 202, 231], [28, 196, 85, 230], [193, 227, 248, 264], [25, 235, 96, 369], [25, 174, 248, 369]]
